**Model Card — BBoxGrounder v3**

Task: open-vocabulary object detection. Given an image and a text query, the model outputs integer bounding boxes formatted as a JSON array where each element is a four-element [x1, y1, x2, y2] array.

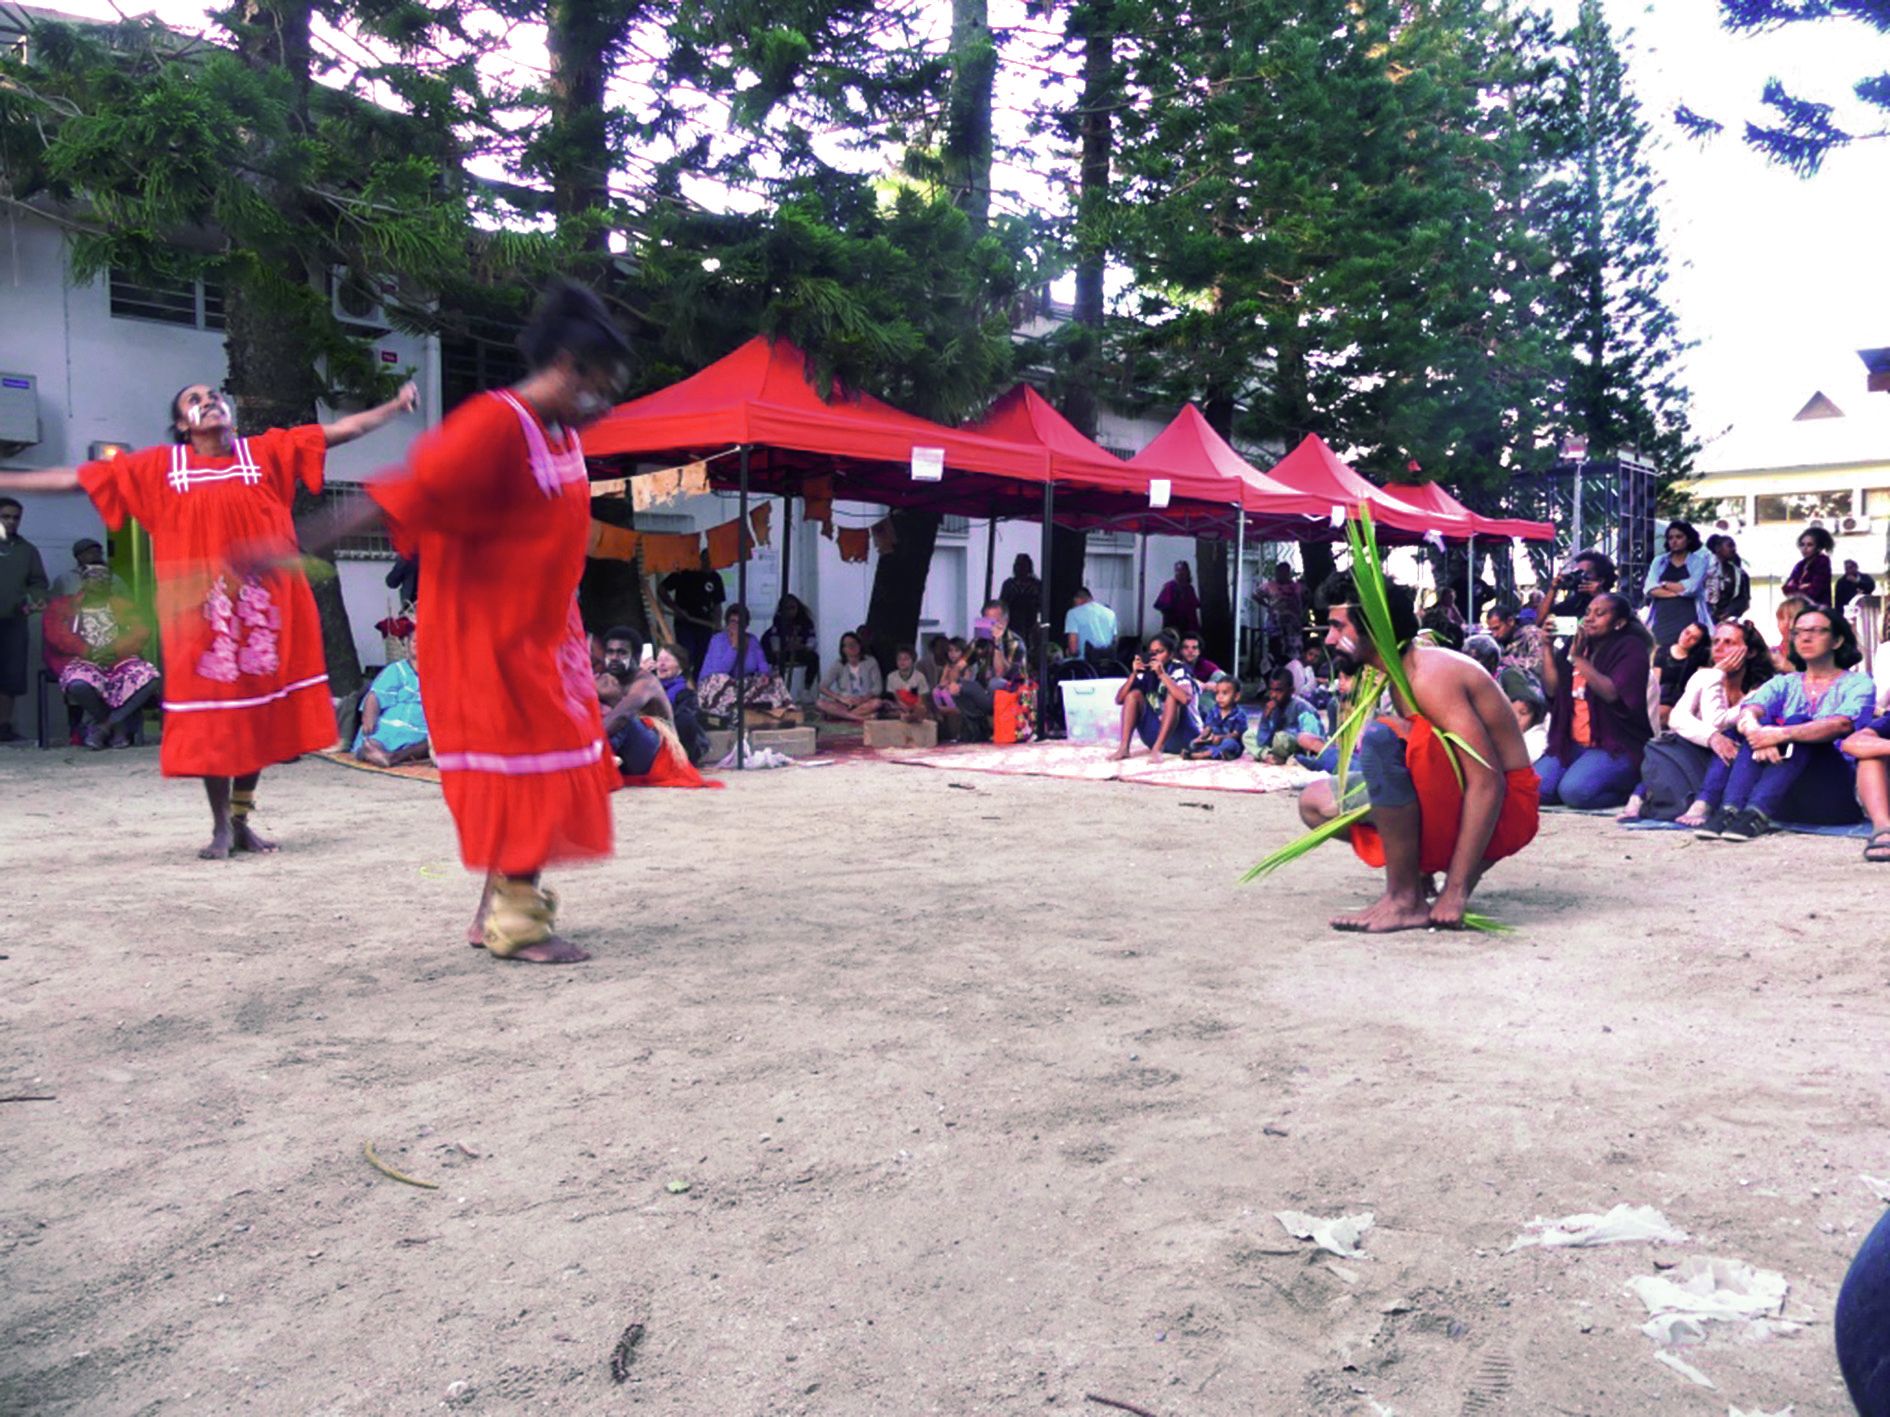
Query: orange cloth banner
[[803, 474, 834, 533], [749, 503, 772, 548], [705, 518, 744, 570], [642, 531, 703, 573], [586, 521, 640, 562], [870, 516, 896, 556], [837, 526, 871, 563]]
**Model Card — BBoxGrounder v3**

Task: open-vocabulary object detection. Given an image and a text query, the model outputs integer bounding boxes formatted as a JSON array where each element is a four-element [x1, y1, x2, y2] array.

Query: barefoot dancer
[[310, 283, 630, 964], [0, 382, 417, 857], [1296, 573, 1539, 932]]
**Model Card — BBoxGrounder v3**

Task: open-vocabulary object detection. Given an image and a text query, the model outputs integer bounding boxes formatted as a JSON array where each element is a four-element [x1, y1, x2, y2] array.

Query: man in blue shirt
[[1063, 586, 1118, 661], [1252, 668, 1327, 765]]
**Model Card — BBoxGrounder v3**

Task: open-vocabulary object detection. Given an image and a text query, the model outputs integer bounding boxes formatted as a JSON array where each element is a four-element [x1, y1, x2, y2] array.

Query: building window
[[109, 269, 227, 331], [440, 330, 527, 413], [317, 482, 395, 558], [1864, 488, 1890, 519], [939, 515, 971, 537], [1753, 489, 1853, 524]]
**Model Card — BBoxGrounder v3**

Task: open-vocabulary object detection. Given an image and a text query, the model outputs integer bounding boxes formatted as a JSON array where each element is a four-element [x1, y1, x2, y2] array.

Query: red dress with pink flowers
[[77, 428, 337, 778], [369, 391, 616, 875]]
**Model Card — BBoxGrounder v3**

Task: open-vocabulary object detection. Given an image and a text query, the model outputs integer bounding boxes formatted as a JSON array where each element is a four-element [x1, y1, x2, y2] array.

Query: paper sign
[[1148, 478, 1171, 509], [911, 446, 944, 482]]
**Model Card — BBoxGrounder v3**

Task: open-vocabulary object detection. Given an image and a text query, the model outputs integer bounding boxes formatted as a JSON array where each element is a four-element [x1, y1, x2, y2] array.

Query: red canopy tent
[[1260, 434, 1474, 541], [1126, 405, 1335, 536], [1382, 481, 1555, 543]]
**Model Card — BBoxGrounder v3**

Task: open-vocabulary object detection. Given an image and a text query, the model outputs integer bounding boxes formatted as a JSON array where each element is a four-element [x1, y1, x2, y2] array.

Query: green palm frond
[[1240, 805, 1370, 884], [1461, 913, 1514, 934]]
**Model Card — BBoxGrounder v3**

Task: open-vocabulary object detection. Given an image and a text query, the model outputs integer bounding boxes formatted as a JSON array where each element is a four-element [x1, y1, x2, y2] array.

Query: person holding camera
[[1535, 591, 1654, 809], [1110, 630, 1199, 765], [1548, 550, 1618, 620]]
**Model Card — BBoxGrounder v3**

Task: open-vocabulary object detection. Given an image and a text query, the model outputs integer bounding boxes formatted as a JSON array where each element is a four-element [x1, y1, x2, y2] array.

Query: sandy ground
[[1, 741, 1885, 1417]]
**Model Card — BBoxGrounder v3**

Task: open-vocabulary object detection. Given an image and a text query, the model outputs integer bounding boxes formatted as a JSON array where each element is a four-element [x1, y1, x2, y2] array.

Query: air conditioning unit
[[1838, 513, 1869, 536], [0, 372, 40, 453], [1712, 516, 1745, 535], [331, 270, 394, 329]]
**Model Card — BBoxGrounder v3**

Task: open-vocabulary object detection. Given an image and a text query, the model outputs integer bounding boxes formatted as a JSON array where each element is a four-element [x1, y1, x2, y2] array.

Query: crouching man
[[1296, 573, 1540, 932]]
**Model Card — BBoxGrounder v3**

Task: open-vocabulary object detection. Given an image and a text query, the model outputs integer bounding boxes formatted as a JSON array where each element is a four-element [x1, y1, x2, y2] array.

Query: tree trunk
[[227, 0, 362, 697], [864, 510, 941, 654], [545, 0, 617, 255], [867, 0, 995, 647], [1195, 394, 1238, 663]]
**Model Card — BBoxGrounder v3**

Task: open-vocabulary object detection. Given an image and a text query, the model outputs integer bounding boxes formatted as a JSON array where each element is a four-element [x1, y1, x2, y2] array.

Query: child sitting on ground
[[885, 644, 932, 723], [1187, 676, 1249, 761]]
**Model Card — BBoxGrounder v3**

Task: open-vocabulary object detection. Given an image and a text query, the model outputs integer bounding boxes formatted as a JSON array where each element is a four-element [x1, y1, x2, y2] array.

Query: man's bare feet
[[499, 934, 591, 965], [1330, 895, 1433, 933], [199, 826, 233, 860], [232, 821, 277, 854], [1107, 746, 1132, 762], [1147, 751, 1164, 766], [362, 741, 393, 768]]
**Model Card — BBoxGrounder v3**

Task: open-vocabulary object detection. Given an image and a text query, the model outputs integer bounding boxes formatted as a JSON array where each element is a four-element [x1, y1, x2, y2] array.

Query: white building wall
[[0, 213, 437, 733]]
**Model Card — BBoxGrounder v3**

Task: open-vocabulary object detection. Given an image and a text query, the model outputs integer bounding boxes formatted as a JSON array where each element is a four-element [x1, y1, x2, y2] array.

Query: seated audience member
[[932, 637, 986, 742], [1548, 549, 1617, 619], [698, 604, 799, 725], [971, 598, 1028, 683], [818, 631, 888, 722], [764, 593, 821, 696], [1835, 558, 1878, 613], [1462, 633, 1502, 676], [598, 624, 643, 681], [1110, 630, 1198, 764], [49, 537, 128, 599], [1252, 668, 1327, 765], [1692, 604, 1873, 840], [1534, 591, 1653, 809], [885, 644, 931, 723], [1651, 620, 1711, 729], [1508, 684, 1550, 763], [353, 644, 429, 767], [1064, 586, 1118, 660], [650, 642, 711, 764], [927, 633, 953, 679], [596, 667, 719, 787], [1782, 523, 1834, 607], [1420, 587, 1466, 649], [1842, 705, 1890, 863], [1619, 618, 1773, 825], [1771, 594, 1812, 673], [42, 564, 160, 749], [1177, 632, 1222, 682], [1187, 675, 1249, 761], [1483, 598, 1542, 686]]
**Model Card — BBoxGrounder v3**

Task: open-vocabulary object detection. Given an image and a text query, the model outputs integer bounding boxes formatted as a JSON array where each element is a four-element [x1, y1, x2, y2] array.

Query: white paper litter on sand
[[1861, 1175, 1890, 1204], [1626, 1257, 1792, 1347], [1507, 1203, 1688, 1251], [1654, 1350, 1715, 1388], [1727, 1405, 1793, 1417], [1275, 1209, 1374, 1258]]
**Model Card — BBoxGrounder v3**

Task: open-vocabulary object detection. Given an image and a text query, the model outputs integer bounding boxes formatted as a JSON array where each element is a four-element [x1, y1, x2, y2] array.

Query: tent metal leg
[[1232, 507, 1246, 682], [1465, 533, 1475, 624], [1136, 534, 1148, 643], [736, 444, 750, 770], [984, 511, 998, 605], [1038, 482, 1054, 740]]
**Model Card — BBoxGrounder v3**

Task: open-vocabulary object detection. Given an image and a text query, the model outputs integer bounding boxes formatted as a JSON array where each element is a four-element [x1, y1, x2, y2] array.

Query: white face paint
[[185, 394, 231, 428], [572, 389, 612, 424]]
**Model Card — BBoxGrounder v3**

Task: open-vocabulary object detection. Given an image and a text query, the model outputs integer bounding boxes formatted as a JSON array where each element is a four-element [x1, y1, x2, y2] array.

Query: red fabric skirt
[[1349, 716, 1540, 874], [440, 754, 619, 876]]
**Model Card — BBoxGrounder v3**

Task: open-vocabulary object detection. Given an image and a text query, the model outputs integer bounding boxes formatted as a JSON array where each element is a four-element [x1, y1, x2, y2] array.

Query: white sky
[[42, 0, 1890, 456]]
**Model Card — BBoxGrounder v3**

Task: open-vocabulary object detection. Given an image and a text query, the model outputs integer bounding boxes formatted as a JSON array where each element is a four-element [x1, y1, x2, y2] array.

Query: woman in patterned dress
[[0, 380, 417, 856]]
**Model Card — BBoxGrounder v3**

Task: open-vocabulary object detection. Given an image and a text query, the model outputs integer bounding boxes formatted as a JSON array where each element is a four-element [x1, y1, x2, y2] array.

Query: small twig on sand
[[1086, 1395, 1162, 1417], [0, 1095, 55, 1103], [609, 1322, 646, 1382], [362, 1141, 440, 1189]]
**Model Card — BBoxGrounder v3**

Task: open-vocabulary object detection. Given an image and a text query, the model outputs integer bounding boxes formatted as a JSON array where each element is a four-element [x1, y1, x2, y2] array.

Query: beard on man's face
[[1328, 647, 1363, 676]]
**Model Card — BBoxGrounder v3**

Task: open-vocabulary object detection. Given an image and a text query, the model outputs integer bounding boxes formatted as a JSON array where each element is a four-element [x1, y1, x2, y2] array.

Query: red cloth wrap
[[1349, 716, 1540, 874]]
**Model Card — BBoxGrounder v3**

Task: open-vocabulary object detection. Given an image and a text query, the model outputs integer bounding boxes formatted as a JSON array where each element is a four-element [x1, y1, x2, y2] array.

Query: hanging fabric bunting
[[632, 465, 684, 512], [870, 517, 897, 556], [678, 460, 711, 498], [802, 473, 834, 533], [704, 518, 744, 570], [836, 526, 871, 563], [589, 477, 629, 499], [641, 530, 703, 573], [748, 503, 772, 548], [587, 521, 641, 562]]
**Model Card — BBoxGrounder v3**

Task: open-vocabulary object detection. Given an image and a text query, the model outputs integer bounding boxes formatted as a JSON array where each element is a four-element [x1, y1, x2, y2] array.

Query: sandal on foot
[[1864, 830, 1890, 863]]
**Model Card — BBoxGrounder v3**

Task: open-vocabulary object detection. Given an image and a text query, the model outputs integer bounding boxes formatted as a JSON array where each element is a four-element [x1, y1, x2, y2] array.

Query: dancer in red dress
[[0, 382, 417, 857], [304, 283, 632, 964]]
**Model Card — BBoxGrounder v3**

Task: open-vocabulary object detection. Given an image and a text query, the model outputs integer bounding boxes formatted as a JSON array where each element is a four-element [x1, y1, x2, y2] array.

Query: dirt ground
[[1, 742, 1884, 1416]]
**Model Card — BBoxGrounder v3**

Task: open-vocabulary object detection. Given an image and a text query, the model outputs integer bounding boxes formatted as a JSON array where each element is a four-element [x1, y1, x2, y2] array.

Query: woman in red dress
[[0, 381, 417, 857], [316, 283, 630, 964]]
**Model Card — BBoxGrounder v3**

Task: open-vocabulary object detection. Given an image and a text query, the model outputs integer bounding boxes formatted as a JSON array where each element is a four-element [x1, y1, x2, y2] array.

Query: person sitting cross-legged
[[1693, 603, 1874, 841], [1252, 667, 1328, 765], [1842, 707, 1890, 863], [884, 644, 932, 723], [42, 564, 161, 749], [1186, 675, 1249, 760], [1109, 630, 1198, 764], [1618, 618, 1774, 826], [1534, 591, 1654, 810], [353, 640, 430, 767], [817, 630, 888, 723]]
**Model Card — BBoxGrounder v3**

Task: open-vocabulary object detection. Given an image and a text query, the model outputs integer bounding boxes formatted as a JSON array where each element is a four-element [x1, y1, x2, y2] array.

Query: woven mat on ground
[[316, 748, 442, 784], [1620, 816, 1871, 839], [878, 740, 1318, 794]]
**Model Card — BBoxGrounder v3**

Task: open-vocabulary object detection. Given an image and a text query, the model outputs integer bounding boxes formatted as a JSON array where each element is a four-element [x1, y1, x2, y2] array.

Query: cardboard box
[[862, 718, 939, 749], [703, 725, 820, 761]]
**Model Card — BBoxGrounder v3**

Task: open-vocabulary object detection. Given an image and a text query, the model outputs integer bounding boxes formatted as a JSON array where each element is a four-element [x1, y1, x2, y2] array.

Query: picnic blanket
[[879, 740, 1318, 794]]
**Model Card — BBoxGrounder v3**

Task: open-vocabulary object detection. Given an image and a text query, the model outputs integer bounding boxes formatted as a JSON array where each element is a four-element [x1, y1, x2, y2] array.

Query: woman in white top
[[1619, 619, 1776, 824], [817, 631, 888, 723]]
